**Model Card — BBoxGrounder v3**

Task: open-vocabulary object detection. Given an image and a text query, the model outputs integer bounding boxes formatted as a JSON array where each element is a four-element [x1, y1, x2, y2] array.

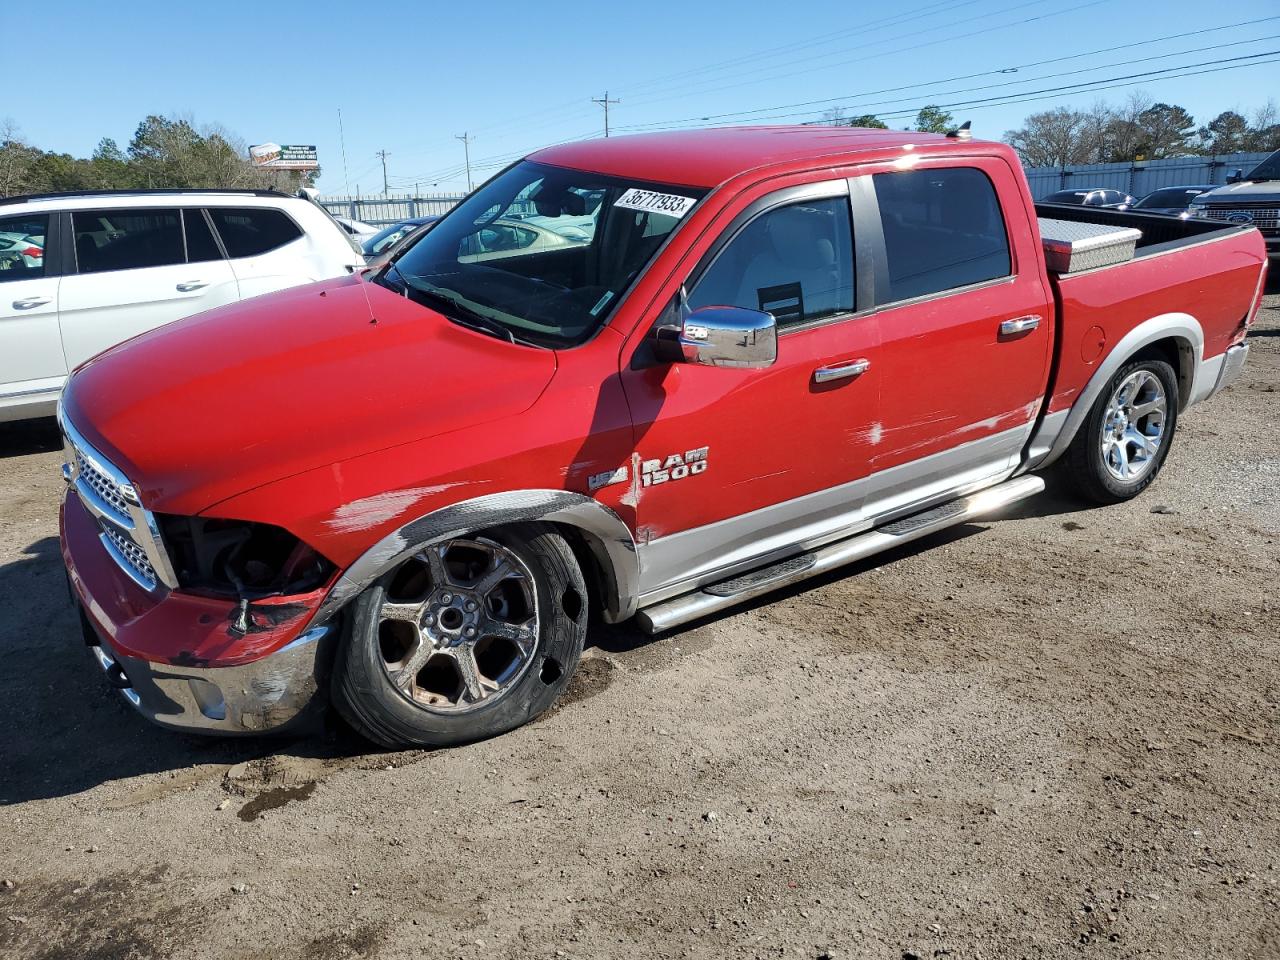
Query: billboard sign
[[249, 143, 319, 170]]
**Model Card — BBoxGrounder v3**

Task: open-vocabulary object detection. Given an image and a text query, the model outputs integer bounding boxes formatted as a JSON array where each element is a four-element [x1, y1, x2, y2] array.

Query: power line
[[613, 16, 1280, 132], [379, 15, 1278, 190]]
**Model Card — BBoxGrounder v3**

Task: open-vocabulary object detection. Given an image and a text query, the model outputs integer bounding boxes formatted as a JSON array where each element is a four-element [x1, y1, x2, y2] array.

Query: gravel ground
[[2, 284, 1278, 960]]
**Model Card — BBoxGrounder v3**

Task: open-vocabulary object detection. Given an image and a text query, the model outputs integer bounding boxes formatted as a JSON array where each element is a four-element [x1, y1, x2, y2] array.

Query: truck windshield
[[1245, 149, 1280, 181], [375, 160, 705, 347]]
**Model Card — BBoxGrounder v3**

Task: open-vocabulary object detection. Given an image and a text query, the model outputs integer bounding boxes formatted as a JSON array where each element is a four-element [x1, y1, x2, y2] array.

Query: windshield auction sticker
[[614, 188, 696, 219]]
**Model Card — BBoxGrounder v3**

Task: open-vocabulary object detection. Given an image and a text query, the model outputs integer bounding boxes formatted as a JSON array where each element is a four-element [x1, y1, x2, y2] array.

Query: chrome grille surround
[[59, 407, 178, 593]]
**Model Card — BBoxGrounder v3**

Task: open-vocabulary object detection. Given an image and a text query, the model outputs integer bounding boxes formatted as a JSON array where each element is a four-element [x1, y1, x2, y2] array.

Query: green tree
[[913, 105, 954, 133], [847, 114, 888, 129], [1136, 102, 1197, 158], [1198, 111, 1249, 154]]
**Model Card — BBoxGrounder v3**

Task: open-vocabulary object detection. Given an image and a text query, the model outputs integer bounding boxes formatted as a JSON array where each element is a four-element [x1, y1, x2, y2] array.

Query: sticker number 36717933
[[614, 188, 696, 219]]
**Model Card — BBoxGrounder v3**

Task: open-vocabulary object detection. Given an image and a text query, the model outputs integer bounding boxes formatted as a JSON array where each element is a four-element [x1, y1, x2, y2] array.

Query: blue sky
[[12, 0, 1280, 195]]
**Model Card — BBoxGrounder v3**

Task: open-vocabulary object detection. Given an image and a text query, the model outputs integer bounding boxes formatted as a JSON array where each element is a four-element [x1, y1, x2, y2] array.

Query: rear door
[[0, 211, 64, 400], [206, 206, 311, 299], [855, 159, 1053, 517], [59, 207, 239, 368]]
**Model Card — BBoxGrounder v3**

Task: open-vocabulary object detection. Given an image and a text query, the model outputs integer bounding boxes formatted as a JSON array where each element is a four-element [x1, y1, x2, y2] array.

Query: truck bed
[[1034, 202, 1254, 266], [1036, 203, 1267, 417]]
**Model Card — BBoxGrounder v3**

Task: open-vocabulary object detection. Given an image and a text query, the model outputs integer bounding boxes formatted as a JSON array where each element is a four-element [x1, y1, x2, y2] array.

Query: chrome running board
[[635, 474, 1044, 634]]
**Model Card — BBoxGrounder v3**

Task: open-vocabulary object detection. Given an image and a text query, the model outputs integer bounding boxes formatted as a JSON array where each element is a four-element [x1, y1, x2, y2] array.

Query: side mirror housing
[[1226, 169, 1244, 184], [656, 305, 777, 369]]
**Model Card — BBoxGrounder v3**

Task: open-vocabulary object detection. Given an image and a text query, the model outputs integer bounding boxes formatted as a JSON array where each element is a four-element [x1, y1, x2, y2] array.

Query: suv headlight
[[158, 516, 335, 599]]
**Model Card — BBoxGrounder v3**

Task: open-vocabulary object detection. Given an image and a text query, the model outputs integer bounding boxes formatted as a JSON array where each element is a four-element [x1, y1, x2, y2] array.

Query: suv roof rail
[[0, 187, 292, 207]]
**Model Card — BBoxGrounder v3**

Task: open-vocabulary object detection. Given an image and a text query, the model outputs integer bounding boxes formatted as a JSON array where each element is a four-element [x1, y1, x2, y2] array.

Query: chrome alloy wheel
[[1100, 369, 1168, 482], [376, 538, 539, 713]]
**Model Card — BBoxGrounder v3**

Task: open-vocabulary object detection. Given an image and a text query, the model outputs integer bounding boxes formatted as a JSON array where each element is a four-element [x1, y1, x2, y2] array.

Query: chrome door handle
[[814, 358, 871, 383], [176, 281, 209, 292], [12, 297, 51, 309], [1000, 315, 1042, 336]]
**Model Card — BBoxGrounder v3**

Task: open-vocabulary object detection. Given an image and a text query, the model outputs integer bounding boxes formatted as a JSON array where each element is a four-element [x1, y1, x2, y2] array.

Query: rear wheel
[[333, 523, 587, 748], [1063, 357, 1179, 504]]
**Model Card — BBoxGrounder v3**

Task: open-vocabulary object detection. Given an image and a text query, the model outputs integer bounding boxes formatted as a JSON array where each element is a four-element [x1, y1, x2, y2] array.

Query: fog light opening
[[188, 678, 227, 721]]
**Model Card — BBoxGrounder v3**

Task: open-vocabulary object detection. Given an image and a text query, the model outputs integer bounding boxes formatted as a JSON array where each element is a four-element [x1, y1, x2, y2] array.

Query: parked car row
[[1041, 148, 1280, 255]]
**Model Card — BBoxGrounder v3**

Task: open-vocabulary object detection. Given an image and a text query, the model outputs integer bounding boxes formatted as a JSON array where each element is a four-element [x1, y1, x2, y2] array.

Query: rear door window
[[208, 207, 302, 258], [872, 167, 1011, 303], [688, 197, 855, 328], [73, 209, 185, 274], [0, 213, 49, 282]]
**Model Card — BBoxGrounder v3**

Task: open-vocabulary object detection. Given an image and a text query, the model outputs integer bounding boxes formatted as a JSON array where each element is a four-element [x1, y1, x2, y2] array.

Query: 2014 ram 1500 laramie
[[59, 127, 1269, 747]]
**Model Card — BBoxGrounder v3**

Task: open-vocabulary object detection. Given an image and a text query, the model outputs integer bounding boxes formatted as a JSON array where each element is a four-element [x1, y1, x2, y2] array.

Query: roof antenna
[[945, 121, 972, 141]]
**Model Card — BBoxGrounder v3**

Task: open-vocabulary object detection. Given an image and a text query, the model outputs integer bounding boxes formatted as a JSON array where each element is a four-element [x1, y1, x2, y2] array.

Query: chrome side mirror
[[655, 305, 777, 369]]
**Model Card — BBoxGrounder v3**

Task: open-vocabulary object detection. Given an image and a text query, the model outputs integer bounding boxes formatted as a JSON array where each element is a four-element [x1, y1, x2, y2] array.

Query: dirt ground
[[2, 283, 1278, 960]]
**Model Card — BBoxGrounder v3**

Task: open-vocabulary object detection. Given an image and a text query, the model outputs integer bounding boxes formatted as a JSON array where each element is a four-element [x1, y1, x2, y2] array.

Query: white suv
[[0, 189, 365, 422]]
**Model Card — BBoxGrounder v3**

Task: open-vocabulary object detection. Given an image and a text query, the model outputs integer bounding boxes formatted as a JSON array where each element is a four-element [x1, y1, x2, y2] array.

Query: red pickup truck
[[59, 127, 1268, 747]]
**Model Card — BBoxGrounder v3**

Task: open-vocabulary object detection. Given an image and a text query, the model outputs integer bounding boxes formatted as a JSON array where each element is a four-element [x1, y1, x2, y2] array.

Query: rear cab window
[[0, 213, 49, 282], [209, 207, 303, 258], [871, 167, 1012, 303]]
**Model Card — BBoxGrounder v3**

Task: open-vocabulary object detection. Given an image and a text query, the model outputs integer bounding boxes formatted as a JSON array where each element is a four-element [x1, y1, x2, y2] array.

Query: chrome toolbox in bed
[[1038, 217, 1142, 273]]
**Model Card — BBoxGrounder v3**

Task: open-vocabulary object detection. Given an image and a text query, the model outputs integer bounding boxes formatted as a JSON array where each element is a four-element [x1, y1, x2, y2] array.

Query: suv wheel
[[333, 523, 587, 748], [1064, 356, 1179, 504]]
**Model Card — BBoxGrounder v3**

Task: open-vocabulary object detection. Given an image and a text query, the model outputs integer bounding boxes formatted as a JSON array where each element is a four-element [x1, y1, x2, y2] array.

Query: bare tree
[[1004, 108, 1094, 167]]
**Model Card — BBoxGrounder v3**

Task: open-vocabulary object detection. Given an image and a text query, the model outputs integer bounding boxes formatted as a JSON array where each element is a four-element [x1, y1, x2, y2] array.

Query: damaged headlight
[[157, 516, 335, 599]]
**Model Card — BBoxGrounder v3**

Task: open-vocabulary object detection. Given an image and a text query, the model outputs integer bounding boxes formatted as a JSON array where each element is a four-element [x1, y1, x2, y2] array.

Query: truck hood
[[62, 274, 558, 517], [1197, 180, 1280, 202]]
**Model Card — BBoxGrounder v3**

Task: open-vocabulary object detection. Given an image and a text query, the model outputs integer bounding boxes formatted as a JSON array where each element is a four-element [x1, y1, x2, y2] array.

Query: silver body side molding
[[314, 490, 640, 625], [637, 475, 1045, 633], [636, 423, 1029, 605], [1024, 312, 1207, 471]]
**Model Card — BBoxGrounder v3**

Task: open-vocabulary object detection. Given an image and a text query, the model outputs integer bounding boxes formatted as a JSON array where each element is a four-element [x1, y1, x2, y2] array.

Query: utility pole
[[455, 133, 474, 192], [376, 149, 390, 196], [338, 107, 350, 195], [592, 91, 621, 138]]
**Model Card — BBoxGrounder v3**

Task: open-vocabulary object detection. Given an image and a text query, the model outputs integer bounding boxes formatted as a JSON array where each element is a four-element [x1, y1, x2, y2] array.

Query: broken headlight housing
[[157, 516, 335, 599]]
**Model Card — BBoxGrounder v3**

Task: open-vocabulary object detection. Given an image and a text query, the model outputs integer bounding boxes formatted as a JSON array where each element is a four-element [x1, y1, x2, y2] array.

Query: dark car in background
[[1043, 188, 1136, 208], [1190, 148, 1280, 262], [1130, 185, 1218, 219], [361, 215, 439, 259]]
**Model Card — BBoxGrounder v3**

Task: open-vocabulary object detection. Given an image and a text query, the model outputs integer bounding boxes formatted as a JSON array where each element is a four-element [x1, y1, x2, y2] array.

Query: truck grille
[[61, 414, 175, 593], [1200, 204, 1280, 233], [74, 448, 133, 526], [100, 522, 159, 589]]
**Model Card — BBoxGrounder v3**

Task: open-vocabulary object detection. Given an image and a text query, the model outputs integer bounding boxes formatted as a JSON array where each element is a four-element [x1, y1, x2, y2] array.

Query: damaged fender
[[313, 490, 641, 626]]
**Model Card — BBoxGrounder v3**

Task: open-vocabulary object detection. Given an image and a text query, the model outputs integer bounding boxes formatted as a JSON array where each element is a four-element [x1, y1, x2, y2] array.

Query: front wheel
[[333, 523, 588, 748], [1063, 356, 1179, 505]]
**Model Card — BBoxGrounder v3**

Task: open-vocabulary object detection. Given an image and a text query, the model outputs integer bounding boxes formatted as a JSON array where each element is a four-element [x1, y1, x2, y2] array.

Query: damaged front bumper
[[62, 490, 336, 736], [81, 611, 334, 734]]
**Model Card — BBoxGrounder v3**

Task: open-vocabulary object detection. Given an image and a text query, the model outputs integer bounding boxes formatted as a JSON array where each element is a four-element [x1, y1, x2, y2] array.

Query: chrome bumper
[[84, 617, 335, 735], [1213, 341, 1250, 394]]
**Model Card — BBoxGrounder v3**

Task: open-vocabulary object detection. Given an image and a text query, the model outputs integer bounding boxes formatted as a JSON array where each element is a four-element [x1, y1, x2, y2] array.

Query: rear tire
[[1063, 356, 1179, 505], [333, 523, 587, 748]]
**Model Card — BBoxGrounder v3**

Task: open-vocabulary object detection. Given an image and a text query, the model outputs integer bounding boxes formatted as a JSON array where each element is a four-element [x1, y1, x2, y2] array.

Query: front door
[[619, 181, 882, 598], [59, 207, 239, 369], [0, 211, 64, 402]]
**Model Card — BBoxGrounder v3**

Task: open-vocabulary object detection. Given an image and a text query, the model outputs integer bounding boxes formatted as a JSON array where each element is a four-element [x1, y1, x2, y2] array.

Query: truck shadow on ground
[[0, 537, 380, 806], [0, 417, 62, 458]]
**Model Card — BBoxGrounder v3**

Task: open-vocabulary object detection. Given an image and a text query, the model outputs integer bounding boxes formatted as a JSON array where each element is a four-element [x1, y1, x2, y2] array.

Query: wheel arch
[[1031, 312, 1204, 470], [313, 490, 640, 628]]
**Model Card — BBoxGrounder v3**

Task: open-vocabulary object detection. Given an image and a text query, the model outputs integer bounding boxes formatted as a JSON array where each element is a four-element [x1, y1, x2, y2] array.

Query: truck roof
[[531, 125, 986, 189]]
